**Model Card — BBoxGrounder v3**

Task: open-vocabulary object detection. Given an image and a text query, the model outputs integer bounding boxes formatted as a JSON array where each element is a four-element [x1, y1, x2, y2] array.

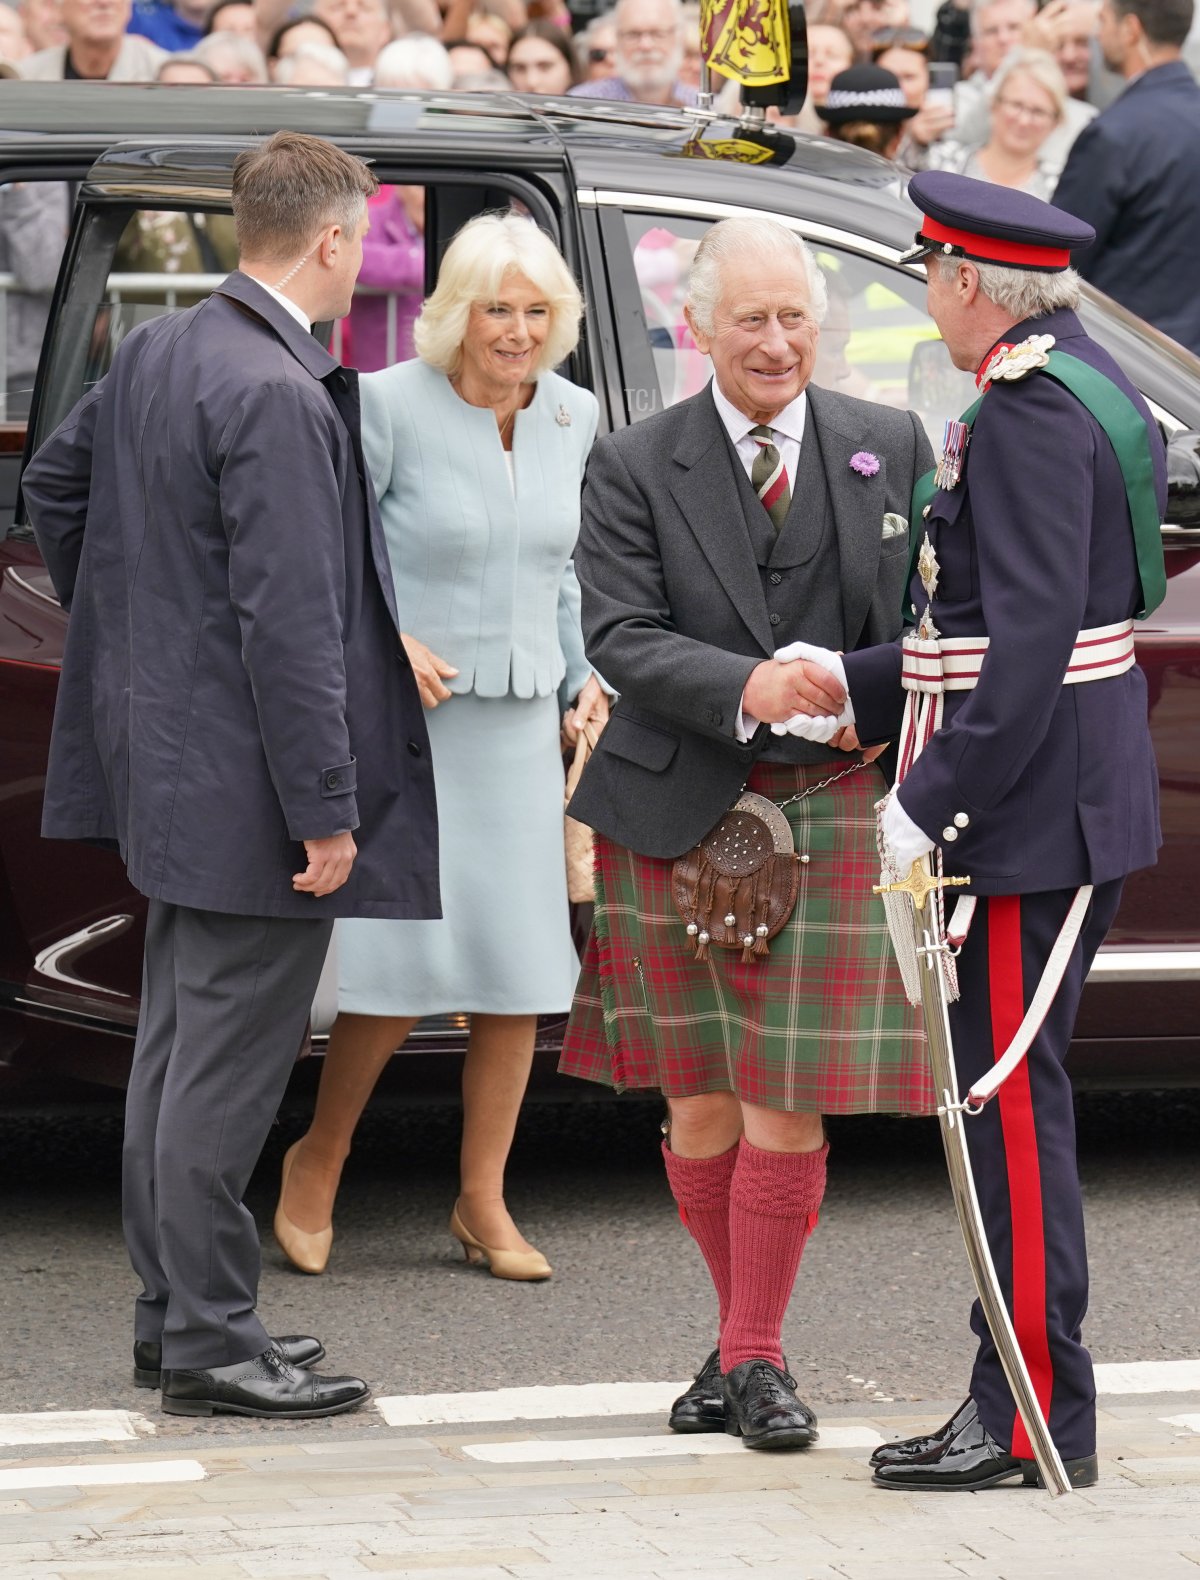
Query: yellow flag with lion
[[701, 0, 791, 88]]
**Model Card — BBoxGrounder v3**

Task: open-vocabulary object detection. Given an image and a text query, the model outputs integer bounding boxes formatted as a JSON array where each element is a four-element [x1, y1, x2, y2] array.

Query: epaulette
[[981, 333, 1056, 386]]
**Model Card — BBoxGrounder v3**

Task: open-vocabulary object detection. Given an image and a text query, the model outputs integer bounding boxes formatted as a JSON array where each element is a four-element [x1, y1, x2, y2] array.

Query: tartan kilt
[[559, 759, 934, 1115]]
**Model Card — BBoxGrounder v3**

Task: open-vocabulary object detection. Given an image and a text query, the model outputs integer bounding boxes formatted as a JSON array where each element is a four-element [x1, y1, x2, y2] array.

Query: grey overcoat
[[23, 271, 440, 920], [568, 381, 934, 858]]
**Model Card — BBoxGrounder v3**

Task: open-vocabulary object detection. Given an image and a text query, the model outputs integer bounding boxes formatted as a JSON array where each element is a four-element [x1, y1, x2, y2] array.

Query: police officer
[[778, 171, 1167, 1490]]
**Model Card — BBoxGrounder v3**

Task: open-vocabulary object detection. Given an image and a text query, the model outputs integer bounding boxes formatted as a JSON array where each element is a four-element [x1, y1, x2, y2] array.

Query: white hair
[[193, 30, 268, 80], [273, 43, 350, 82], [414, 211, 583, 377], [373, 33, 454, 89], [686, 217, 829, 335], [931, 252, 1082, 318], [987, 45, 1067, 120]]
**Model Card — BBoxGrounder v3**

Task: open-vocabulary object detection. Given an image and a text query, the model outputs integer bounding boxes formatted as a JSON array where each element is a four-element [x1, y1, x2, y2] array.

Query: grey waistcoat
[[724, 422, 846, 765]]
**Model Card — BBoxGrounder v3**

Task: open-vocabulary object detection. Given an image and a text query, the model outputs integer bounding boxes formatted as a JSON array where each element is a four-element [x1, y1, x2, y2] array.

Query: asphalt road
[[1, 1086, 1197, 1437]]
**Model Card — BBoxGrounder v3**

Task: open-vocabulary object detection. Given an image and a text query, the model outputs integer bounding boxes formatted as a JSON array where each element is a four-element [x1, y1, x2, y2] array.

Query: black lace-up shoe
[[160, 1348, 368, 1419], [872, 1407, 1098, 1491], [668, 1348, 724, 1433], [134, 1335, 325, 1390], [869, 1398, 977, 1468], [723, 1359, 819, 1451]]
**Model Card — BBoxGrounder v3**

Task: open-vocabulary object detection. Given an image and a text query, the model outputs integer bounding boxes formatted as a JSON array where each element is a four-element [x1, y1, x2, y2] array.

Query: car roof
[[0, 81, 914, 250]]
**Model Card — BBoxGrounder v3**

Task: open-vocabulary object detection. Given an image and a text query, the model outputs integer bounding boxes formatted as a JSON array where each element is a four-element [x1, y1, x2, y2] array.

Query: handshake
[[743, 641, 855, 744]]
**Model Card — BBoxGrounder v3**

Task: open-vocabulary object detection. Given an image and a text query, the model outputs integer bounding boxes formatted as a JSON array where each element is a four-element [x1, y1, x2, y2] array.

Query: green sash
[[905, 349, 1167, 623]]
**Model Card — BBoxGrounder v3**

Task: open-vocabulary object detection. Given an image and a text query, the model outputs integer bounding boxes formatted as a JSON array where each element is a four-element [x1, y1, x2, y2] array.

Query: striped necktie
[[750, 425, 791, 534]]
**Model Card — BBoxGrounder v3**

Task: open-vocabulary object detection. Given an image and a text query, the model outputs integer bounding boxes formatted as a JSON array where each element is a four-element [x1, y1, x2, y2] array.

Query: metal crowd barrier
[[0, 271, 407, 420]]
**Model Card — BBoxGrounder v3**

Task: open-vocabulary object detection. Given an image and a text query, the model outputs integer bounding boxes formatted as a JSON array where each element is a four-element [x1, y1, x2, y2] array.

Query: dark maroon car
[[1, 84, 1198, 1101]]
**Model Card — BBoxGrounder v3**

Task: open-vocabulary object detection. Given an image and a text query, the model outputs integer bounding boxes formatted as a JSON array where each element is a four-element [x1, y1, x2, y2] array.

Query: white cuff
[[735, 690, 759, 743]]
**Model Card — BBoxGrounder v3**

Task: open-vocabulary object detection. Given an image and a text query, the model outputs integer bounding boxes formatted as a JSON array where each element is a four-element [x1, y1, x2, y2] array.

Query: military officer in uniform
[[780, 171, 1167, 1490]]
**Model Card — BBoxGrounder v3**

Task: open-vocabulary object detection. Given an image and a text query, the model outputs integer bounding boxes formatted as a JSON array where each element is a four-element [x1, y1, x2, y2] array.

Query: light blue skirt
[[337, 690, 580, 1016]]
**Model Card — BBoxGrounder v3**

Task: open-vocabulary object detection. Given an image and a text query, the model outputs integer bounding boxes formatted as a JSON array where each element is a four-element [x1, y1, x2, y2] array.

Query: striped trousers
[[948, 879, 1124, 1463]]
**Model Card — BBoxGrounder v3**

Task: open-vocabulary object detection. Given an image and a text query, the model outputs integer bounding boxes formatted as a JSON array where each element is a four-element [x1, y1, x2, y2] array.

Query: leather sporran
[[564, 724, 600, 904], [672, 792, 799, 964]]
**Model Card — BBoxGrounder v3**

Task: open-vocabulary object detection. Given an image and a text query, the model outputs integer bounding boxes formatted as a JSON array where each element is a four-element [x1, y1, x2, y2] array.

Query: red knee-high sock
[[720, 1137, 829, 1374], [661, 1140, 738, 1337]]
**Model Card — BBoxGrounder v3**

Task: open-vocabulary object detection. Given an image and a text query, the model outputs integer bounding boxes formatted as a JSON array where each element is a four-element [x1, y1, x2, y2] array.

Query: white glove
[[770, 712, 843, 742], [882, 791, 935, 872], [772, 640, 855, 727]]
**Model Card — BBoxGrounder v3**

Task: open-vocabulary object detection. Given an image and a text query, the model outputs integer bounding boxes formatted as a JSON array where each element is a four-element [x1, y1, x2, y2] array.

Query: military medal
[[917, 532, 940, 602], [935, 417, 969, 490]]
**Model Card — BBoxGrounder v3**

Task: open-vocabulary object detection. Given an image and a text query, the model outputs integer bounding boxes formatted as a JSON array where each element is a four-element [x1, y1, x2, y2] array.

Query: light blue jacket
[[361, 359, 599, 701]]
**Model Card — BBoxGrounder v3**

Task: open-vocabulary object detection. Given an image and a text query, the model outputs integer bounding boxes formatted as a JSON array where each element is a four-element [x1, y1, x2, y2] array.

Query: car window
[[621, 211, 977, 449], [107, 189, 429, 375]]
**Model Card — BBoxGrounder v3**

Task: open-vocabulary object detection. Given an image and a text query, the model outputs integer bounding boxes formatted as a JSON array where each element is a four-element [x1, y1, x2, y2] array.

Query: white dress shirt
[[246, 277, 312, 332], [711, 378, 807, 489], [712, 380, 808, 742]]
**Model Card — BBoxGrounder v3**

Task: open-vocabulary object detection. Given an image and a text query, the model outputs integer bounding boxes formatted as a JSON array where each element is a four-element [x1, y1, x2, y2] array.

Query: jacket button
[[407, 740, 422, 757], [769, 572, 782, 585], [325, 773, 340, 789], [942, 826, 958, 842], [769, 612, 781, 626], [922, 505, 931, 519], [954, 812, 970, 828]]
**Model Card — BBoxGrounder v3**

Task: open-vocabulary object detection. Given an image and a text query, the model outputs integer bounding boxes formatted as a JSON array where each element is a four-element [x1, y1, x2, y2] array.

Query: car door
[[0, 134, 590, 1070], [590, 189, 1200, 1060]]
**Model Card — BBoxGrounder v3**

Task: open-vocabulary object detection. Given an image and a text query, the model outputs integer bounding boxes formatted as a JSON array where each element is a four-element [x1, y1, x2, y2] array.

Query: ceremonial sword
[[874, 858, 1074, 1498]]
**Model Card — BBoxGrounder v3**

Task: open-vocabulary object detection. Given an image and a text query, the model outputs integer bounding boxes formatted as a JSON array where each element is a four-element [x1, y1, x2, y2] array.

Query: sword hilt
[[873, 861, 971, 913]]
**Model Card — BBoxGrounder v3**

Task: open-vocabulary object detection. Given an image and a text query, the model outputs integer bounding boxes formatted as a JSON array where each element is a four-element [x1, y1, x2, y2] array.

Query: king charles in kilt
[[559, 216, 936, 1449], [784, 173, 1168, 1490]]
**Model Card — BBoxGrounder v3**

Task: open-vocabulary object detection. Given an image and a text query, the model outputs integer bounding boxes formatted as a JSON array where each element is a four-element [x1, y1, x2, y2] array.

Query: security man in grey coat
[[22, 131, 440, 1420]]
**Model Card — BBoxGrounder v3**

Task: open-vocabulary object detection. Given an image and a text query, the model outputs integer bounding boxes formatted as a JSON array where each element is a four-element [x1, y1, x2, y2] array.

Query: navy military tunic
[[843, 306, 1166, 1463]]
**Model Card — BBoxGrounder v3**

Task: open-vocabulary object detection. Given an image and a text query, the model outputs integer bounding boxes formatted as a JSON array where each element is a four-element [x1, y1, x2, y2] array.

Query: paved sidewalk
[[2, 1394, 1199, 1580]]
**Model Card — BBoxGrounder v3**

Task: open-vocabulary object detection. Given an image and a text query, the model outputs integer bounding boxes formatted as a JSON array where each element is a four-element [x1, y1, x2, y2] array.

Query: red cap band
[[920, 215, 1072, 270]]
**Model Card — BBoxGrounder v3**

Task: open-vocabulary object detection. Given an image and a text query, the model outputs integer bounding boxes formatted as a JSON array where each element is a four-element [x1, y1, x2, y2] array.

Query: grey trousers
[[122, 900, 334, 1369]]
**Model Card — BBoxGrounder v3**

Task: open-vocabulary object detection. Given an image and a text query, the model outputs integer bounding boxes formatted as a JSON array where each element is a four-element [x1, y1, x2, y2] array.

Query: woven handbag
[[564, 723, 600, 904]]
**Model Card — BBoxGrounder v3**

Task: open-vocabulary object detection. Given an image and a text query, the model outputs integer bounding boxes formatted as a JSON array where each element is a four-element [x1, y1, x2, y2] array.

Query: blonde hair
[[988, 47, 1068, 123], [414, 212, 583, 378]]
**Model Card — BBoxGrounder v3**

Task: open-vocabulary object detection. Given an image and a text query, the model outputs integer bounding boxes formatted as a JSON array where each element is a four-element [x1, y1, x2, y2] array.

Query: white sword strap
[[961, 885, 1094, 1109]]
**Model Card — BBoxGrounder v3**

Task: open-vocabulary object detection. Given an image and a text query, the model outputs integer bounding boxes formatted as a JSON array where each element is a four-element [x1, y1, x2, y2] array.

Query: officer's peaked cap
[[900, 170, 1096, 273]]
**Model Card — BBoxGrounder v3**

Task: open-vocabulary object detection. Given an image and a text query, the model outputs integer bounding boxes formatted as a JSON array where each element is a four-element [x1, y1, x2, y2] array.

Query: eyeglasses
[[616, 26, 678, 41], [994, 93, 1057, 122]]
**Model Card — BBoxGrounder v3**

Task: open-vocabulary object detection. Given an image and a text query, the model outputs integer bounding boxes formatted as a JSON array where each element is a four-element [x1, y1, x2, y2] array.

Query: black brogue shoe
[[668, 1348, 725, 1433], [723, 1359, 819, 1451]]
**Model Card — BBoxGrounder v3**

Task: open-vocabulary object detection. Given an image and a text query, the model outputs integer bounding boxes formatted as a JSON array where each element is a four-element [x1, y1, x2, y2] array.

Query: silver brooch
[[556, 405, 571, 427]]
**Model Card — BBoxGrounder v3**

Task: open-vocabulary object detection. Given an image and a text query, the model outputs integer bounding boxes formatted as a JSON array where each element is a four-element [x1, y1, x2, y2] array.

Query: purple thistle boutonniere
[[850, 451, 880, 477]]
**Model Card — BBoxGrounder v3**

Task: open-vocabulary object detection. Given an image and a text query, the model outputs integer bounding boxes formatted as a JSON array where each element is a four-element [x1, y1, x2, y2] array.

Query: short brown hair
[[231, 131, 378, 261]]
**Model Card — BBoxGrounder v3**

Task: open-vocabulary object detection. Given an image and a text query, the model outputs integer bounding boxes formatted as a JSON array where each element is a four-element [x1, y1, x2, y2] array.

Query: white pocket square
[[881, 512, 908, 540]]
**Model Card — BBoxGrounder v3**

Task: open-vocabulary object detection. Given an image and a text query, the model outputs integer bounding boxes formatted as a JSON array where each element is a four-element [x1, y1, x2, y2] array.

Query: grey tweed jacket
[[568, 381, 935, 859]]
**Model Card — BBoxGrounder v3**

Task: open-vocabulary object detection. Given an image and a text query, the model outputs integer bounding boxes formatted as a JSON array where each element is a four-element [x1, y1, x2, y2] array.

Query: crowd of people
[[1, 0, 1198, 351]]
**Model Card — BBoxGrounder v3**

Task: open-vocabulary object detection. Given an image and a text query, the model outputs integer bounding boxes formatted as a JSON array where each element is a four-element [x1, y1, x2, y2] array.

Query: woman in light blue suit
[[274, 213, 608, 1280]]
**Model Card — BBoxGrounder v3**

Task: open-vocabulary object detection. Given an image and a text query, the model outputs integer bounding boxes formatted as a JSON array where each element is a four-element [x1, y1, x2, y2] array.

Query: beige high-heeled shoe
[[449, 1202, 552, 1281], [273, 1140, 334, 1275]]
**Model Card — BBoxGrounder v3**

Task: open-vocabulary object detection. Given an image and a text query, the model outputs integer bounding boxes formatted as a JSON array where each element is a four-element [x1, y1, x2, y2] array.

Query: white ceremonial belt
[[900, 619, 1136, 695]]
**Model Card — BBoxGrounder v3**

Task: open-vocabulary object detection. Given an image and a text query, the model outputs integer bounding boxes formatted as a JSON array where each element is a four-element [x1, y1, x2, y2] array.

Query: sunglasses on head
[[870, 26, 930, 51]]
